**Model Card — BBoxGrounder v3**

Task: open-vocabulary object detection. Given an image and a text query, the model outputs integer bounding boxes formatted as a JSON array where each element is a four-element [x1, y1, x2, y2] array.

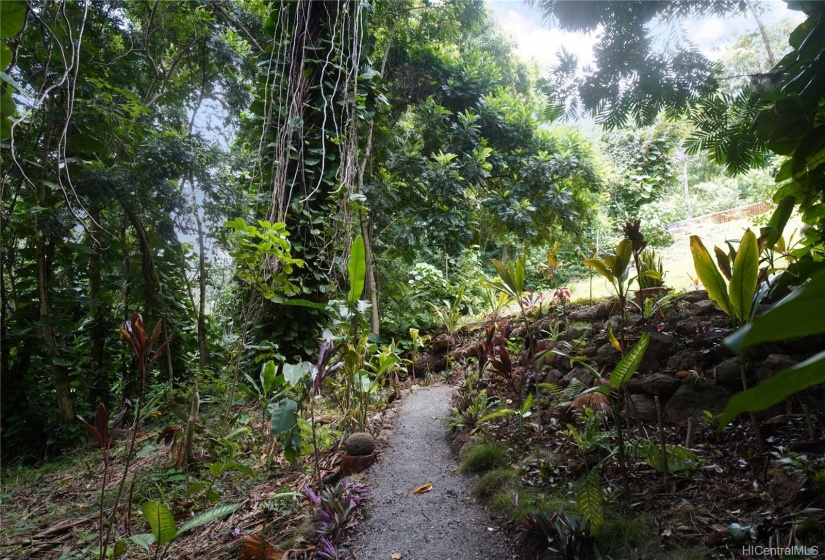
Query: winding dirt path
[[347, 385, 516, 560]]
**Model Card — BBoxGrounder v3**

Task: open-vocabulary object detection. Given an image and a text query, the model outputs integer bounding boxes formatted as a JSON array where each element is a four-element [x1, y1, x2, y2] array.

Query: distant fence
[[668, 201, 772, 232]]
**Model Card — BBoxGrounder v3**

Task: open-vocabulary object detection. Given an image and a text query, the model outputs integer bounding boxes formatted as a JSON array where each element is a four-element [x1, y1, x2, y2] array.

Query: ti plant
[[309, 339, 343, 486], [84, 314, 171, 560], [690, 228, 761, 327], [77, 402, 130, 559], [130, 501, 241, 560], [690, 228, 763, 447], [583, 239, 633, 324], [481, 286, 511, 323]]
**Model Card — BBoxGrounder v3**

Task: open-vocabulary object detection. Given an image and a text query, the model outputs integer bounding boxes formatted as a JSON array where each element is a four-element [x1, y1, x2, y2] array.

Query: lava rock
[[558, 325, 591, 342], [680, 290, 709, 303], [663, 381, 729, 423], [345, 432, 376, 456], [542, 368, 564, 385], [712, 357, 744, 391], [667, 349, 706, 372], [627, 393, 658, 422], [569, 301, 615, 322], [562, 366, 597, 388], [626, 314, 644, 327], [757, 354, 797, 383], [639, 332, 679, 374], [626, 371, 681, 398], [595, 342, 621, 367], [692, 300, 718, 316]]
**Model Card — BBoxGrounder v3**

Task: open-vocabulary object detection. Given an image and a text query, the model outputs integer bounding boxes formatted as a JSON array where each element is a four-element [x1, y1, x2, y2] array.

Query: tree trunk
[[360, 212, 380, 335], [745, 0, 777, 67], [195, 190, 208, 371]]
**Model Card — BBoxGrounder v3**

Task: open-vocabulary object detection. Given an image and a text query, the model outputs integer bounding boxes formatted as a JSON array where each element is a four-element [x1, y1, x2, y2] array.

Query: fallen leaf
[[412, 483, 432, 494], [390, 554, 402, 559]]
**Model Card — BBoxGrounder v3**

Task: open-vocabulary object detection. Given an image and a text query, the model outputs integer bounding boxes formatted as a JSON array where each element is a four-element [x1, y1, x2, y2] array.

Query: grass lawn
[[566, 213, 803, 303]]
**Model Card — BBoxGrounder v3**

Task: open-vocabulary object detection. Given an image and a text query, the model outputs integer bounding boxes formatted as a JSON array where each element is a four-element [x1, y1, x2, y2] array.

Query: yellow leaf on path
[[390, 554, 402, 559], [412, 483, 432, 494]]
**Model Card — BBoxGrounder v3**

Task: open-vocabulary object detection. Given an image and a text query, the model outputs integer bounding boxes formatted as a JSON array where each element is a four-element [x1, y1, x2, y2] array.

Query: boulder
[[626, 314, 644, 327], [595, 343, 621, 367], [692, 300, 717, 316], [663, 381, 729, 423], [569, 301, 615, 322], [627, 394, 658, 422], [580, 345, 599, 358], [558, 325, 591, 342], [626, 372, 681, 398], [712, 357, 744, 391], [431, 334, 454, 353], [562, 366, 597, 388], [757, 354, 798, 383], [667, 349, 707, 372], [639, 332, 679, 374], [345, 432, 376, 456]]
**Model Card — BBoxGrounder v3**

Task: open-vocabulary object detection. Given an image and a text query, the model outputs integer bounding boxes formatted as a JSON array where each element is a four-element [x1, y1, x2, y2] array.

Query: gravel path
[[347, 384, 516, 560]]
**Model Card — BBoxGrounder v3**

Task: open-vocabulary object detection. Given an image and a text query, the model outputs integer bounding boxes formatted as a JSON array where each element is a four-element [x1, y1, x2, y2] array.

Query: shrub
[[460, 442, 508, 474], [471, 468, 517, 499]]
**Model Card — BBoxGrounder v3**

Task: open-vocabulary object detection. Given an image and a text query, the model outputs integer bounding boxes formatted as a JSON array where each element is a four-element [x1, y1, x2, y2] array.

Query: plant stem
[[613, 394, 630, 506], [310, 393, 321, 488], [740, 357, 764, 451]]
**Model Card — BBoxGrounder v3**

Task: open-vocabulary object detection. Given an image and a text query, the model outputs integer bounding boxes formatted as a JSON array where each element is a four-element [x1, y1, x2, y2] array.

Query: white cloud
[[488, 1, 598, 71]]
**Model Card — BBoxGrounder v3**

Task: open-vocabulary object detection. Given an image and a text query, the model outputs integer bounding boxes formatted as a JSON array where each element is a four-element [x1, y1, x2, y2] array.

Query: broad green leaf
[[520, 392, 534, 416], [765, 196, 796, 247], [128, 533, 155, 551], [690, 236, 732, 317], [282, 362, 308, 387], [729, 229, 758, 323], [176, 503, 242, 536], [726, 270, 825, 353], [261, 360, 277, 393], [347, 235, 366, 305], [583, 258, 613, 282], [609, 332, 649, 390], [0, 41, 10, 69], [269, 398, 298, 435], [718, 349, 825, 427], [613, 239, 632, 278], [112, 540, 127, 558], [142, 501, 176, 546], [0, 1, 26, 39], [576, 468, 604, 531]]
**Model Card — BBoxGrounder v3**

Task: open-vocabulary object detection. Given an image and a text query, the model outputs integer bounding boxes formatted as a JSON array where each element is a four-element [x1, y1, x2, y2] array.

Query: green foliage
[[637, 249, 665, 289], [584, 239, 633, 317], [471, 469, 518, 500], [131, 502, 241, 557], [490, 257, 526, 302], [347, 235, 366, 307], [429, 285, 466, 334], [575, 468, 604, 532], [523, 504, 600, 559], [630, 439, 700, 475], [447, 388, 497, 434], [566, 409, 611, 455], [609, 332, 649, 390], [460, 442, 509, 474], [690, 229, 759, 325]]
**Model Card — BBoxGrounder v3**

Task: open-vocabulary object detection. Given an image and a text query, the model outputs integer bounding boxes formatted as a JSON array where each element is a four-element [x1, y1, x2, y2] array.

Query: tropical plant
[[129, 502, 241, 559], [429, 284, 466, 334], [447, 389, 498, 434], [629, 439, 700, 475], [268, 361, 310, 465], [583, 239, 633, 322], [304, 478, 369, 543], [481, 287, 512, 322], [637, 248, 665, 290], [523, 505, 601, 559], [690, 228, 760, 327]]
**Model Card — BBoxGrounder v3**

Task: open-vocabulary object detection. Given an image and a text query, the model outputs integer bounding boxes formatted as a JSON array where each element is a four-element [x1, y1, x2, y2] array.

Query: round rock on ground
[[345, 432, 376, 456]]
